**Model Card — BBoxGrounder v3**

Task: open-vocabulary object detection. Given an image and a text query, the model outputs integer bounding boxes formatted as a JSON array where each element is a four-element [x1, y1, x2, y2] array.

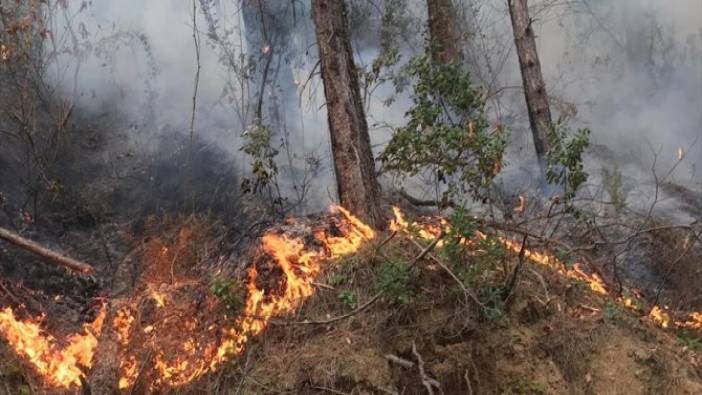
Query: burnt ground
[[0, 112, 701, 394]]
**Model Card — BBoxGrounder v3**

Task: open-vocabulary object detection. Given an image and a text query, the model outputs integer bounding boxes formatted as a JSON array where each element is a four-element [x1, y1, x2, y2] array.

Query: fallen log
[[0, 226, 94, 274]]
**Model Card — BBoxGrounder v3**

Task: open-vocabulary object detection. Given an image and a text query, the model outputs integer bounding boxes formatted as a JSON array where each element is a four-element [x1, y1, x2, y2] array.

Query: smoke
[[49, 0, 700, 217]]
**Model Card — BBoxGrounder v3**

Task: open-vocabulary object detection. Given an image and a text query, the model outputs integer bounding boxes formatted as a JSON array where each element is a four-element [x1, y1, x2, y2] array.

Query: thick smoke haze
[[56, 0, 701, 216]]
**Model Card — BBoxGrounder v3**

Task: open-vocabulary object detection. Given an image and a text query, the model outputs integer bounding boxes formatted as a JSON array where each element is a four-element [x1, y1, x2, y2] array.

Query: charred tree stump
[[311, 0, 386, 229], [0, 226, 94, 274]]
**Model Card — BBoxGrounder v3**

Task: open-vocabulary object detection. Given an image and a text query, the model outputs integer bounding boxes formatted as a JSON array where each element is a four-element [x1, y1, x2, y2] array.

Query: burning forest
[[0, 0, 701, 394]]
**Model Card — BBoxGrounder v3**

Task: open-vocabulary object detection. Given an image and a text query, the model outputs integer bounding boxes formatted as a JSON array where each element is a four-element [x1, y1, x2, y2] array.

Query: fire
[[0, 304, 106, 388], [649, 306, 671, 328], [387, 206, 702, 332], [110, 205, 377, 391], [151, 291, 166, 308], [317, 205, 375, 256], [676, 312, 702, 330], [2, 205, 699, 391]]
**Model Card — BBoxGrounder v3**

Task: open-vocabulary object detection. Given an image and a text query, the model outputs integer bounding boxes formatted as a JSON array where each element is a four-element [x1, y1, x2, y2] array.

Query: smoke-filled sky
[[55, 0, 701, 213]]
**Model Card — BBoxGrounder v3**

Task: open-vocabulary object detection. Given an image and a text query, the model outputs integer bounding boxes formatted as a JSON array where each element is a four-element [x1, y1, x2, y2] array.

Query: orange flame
[[151, 291, 166, 308], [3, 206, 699, 391], [111, 205, 377, 391], [0, 304, 106, 388], [389, 206, 702, 333], [649, 306, 671, 328]]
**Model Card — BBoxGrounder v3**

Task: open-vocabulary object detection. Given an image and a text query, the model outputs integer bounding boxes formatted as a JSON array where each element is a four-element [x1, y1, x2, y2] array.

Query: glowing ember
[[514, 195, 526, 214], [151, 291, 166, 308], [649, 306, 671, 328], [676, 312, 702, 330], [0, 304, 106, 388]]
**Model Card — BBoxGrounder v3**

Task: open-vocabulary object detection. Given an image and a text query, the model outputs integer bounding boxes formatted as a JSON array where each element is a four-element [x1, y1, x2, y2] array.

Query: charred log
[[0, 226, 94, 274]]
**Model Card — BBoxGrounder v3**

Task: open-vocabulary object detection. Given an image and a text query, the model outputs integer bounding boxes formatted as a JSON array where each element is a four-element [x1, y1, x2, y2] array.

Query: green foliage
[[239, 122, 285, 208], [337, 290, 358, 310], [373, 260, 418, 305], [379, 52, 507, 203], [441, 206, 506, 321], [676, 332, 702, 352], [601, 165, 627, 212], [545, 120, 591, 200], [603, 301, 626, 326], [443, 205, 479, 262], [329, 272, 351, 287], [210, 277, 245, 315]]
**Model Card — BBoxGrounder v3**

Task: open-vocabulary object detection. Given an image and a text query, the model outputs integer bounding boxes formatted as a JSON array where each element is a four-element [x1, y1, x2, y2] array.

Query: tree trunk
[[311, 0, 385, 229], [508, 0, 552, 162], [427, 0, 462, 64]]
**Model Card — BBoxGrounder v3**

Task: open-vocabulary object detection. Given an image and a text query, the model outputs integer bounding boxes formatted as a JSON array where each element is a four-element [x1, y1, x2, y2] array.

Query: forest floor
[[1, 206, 700, 395]]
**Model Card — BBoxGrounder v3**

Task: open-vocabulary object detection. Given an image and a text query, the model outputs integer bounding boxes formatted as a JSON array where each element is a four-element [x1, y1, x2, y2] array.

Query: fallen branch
[[0, 226, 94, 274]]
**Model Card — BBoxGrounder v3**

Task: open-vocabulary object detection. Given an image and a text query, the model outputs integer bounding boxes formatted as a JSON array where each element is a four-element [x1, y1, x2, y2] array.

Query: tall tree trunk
[[311, 0, 385, 229], [508, 0, 552, 162], [427, 0, 462, 64]]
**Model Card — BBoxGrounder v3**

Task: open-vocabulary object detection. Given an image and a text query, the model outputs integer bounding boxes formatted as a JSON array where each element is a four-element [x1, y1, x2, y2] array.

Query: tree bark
[[508, 0, 552, 161], [0, 226, 94, 274], [311, 0, 385, 229], [427, 0, 462, 64]]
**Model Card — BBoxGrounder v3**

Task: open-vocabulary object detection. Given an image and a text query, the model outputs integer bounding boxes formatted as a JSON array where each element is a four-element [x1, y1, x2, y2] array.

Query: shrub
[[379, 51, 507, 204], [373, 260, 418, 305]]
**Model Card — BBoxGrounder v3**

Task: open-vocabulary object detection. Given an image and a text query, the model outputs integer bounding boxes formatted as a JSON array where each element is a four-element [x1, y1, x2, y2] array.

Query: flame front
[[0, 304, 106, 388], [388, 206, 700, 332], [112, 205, 377, 391], [2, 206, 700, 392]]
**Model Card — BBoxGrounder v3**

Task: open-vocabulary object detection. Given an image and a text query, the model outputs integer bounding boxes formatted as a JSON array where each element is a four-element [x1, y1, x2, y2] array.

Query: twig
[[312, 282, 336, 291], [128, 348, 154, 395], [298, 59, 320, 105], [377, 230, 398, 250], [409, 231, 445, 268], [188, 0, 202, 212], [385, 354, 415, 369], [274, 292, 382, 326], [502, 234, 529, 302], [398, 189, 455, 208], [412, 342, 442, 395], [0, 279, 21, 305], [406, 236, 486, 309], [528, 268, 551, 305], [464, 370, 474, 395]]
